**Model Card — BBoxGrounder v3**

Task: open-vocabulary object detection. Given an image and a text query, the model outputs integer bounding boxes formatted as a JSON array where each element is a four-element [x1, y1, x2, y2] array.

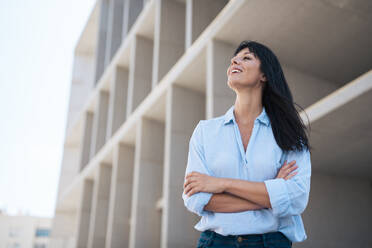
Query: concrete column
[[105, 0, 125, 66], [49, 210, 78, 247], [126, 35, 153, 118], [68, 53, 96, 128], [87, 163, 112, 248], [122, 0, 145, 39], [185, 0, 228, 49], [94, 0, 111, 84], [90, 91, 110, 159], [57, 144, 80, 198], [152, 0, 185, 88], [129, 117, 165, 248], [106, 66, 129, 139], [206, 39, 235, 119], [105, 143, 135, 248], [162, 85, 205, 248], [80, 112, 94, 171], [75, 179, 94, 248]]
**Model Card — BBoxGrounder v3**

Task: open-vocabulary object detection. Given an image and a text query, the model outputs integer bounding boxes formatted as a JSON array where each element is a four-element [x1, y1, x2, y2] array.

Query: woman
[[182, 40, 312, 248]]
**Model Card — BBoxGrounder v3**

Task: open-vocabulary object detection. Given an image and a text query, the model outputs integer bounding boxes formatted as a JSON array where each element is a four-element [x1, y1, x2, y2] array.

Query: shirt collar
[[223, 105, 270, 126]]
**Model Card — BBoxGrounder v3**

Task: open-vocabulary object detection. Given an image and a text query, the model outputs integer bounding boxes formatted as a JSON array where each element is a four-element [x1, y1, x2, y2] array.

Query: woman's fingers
[[183, 183, 193, 195], [282, 161, 299, 180], [276, 160, 299, 180], [183, 179, 188, 189], [282, 160, 297, 172], [283, 160, 296, 168], [183, 175, 197, 189], [285, 171, 298, 180], [287, 164, 298, 173], [184, 172, 200, 188], [184, 182, 198, 196], [187, 188, 198, 197]]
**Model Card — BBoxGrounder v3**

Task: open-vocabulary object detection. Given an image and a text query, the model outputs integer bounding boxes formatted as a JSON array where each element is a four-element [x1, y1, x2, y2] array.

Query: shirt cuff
[[264, 178, 290, 217], [183, 191, 213, 217]]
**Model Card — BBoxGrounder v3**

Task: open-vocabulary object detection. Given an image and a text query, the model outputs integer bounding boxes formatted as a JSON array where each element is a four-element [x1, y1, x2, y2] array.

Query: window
[[35, 228, 50, 237]]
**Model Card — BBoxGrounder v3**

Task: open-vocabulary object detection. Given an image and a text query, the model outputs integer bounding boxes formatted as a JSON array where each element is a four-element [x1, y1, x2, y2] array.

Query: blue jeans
[[196, 230, 292, 248]]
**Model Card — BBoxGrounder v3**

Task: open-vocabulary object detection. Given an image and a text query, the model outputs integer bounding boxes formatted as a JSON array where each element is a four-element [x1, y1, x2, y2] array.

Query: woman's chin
[[228, 79, 246, 88]]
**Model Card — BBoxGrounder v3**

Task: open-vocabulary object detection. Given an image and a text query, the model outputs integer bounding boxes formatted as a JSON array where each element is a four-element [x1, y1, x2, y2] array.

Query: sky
[[0, 0, 96, 218]]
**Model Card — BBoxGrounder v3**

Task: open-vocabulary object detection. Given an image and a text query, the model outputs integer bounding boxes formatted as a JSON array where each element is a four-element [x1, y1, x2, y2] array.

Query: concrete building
[[50, 0, 372, 247], [0, 211, 52, 248]]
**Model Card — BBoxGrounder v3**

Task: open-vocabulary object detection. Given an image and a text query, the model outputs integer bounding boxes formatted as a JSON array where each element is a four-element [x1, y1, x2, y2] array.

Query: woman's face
[[226, 47, 266, 90]]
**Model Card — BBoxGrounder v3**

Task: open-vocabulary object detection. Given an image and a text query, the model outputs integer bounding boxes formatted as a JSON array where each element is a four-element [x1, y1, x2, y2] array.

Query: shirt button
[[237, 236, 243, 242]]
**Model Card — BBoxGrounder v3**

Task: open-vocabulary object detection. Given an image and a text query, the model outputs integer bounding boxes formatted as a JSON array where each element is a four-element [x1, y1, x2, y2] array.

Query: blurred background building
[[0, 210, 52, 248], [49, 0, 372, 247]]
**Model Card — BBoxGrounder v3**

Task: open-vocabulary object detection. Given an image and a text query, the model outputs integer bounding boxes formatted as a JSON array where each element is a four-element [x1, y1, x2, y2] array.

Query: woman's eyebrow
[[232, 51, 255, 58], [243, 51, 257, 58]]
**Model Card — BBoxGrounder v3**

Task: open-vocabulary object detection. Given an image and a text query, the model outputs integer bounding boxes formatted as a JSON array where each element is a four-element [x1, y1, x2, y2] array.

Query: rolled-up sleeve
[[264, 146, 312, 218], [182, 120, 213, 217]]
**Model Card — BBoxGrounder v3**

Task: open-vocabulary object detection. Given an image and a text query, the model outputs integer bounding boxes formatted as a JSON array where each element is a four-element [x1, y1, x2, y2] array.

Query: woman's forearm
[[204, 192, 267, 213], [222, 178, 271, 208]]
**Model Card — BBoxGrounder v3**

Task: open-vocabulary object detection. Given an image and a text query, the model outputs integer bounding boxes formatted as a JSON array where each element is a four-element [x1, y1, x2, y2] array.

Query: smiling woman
[[182, 40, 312, 248]]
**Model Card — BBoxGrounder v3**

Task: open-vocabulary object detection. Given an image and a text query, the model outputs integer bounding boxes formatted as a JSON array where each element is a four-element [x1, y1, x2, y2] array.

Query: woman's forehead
[[236, 47, 254, 56]]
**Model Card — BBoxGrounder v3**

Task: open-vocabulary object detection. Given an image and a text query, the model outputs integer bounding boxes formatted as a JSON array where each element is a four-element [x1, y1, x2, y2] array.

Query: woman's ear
[[260, 74, 267, 83]]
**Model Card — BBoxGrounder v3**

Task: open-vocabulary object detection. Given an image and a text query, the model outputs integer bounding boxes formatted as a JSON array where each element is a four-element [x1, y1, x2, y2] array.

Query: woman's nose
[[231, 56, 240, 65]]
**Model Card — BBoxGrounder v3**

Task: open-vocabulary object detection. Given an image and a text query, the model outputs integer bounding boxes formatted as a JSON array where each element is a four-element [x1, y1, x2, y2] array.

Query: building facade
[[50, 0, 372, 247], [0, 211, 52, 248]]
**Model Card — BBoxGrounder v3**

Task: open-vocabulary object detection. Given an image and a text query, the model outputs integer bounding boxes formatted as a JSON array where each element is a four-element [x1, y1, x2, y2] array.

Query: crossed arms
[[181, 121, 312, 218]]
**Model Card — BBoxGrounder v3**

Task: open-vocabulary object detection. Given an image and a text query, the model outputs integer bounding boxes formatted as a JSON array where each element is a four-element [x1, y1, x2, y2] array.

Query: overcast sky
[[0, 0, 96, 218]]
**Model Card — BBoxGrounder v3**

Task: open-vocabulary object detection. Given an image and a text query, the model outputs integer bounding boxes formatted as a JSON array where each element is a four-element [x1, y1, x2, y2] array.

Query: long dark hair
[[233, 40, 312, 153]]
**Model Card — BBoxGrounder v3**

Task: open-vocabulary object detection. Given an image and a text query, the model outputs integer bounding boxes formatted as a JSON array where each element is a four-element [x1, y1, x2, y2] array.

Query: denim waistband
[[201, 229, 288, 242]]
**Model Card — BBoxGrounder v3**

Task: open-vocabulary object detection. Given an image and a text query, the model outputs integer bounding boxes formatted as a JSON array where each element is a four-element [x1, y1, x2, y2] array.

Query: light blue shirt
[[182, 104, 312, 243]]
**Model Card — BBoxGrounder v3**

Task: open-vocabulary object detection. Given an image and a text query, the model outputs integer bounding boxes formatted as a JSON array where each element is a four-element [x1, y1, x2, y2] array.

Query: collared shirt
[[182, 104, 312, 243]]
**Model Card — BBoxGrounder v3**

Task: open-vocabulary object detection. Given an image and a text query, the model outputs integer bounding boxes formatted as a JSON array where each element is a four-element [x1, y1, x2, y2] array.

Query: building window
[[35, 228, 50, 237]]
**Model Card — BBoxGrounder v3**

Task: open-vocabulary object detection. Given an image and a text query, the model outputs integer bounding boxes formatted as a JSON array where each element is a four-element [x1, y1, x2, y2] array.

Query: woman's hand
[[183, 172, 225, 197], [276, 160, 298, 180]]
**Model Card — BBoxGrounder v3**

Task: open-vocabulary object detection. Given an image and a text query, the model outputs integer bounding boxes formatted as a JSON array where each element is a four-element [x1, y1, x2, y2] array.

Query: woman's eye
[[244, 56, 250, 60]]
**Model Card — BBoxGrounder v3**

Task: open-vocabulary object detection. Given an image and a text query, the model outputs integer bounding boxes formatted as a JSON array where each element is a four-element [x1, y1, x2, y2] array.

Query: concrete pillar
[[106, 66, 129, 139], [80, 112, 94, 171], [152, 0, 185, 88], [129, 117, 165, 248], [94, 0, 111, 84], [123, 0, 145, 38], [68, 53, 96, 128], [185, 0, 228, 49], [87, 163, 112, 248], [57, 144, 80, 197], [206, 39, 236, 119], [90, 91, 110, 159], [126, 35, 153, 118], [105, 0, 125, 66], [75, 179, 94, 248], [105, 143, 135, 248], [162, 85, 205, 247], [50, 210, 78, 248]]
